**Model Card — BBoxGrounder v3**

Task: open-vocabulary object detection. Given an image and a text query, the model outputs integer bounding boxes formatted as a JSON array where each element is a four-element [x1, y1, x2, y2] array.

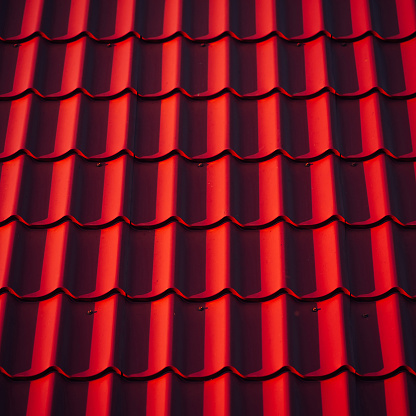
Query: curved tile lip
[[1, 364, 415, 382], [2, 148, 416, 164], [3, 87, 416, 101], [2, 214, 416, 230], [2, 30, 416, 44], [0, 285, 415, 303]]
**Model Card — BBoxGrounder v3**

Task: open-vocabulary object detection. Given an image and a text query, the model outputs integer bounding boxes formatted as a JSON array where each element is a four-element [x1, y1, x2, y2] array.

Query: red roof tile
[[1, 0, 416, 414]]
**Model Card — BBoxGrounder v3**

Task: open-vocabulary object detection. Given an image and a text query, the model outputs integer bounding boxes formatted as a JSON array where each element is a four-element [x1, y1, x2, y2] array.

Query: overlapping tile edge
[[1, 10, 416, 398]]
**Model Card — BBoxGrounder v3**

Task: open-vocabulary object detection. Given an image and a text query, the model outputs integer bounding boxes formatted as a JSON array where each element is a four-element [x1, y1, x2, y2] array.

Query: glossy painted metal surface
[[1, 0, 416, 414]]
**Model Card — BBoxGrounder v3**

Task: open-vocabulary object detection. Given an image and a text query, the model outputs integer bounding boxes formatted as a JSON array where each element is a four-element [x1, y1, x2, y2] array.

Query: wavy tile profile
[[1, 220, 416, 300], [1, 0, 416, 414], [1, 0, 416, 41], [1, 92, 416, 160], [1, 35, 416, 98], [1, 291, 416, 379], [1, 153, 416, 227]]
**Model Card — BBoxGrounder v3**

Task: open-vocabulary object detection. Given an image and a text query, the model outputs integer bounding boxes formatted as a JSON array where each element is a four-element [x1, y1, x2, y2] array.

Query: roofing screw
[[201, 43, 206, 47], [197, 163, 204, 167], [362, 313, 369, 318], [87, 310, 97, 315], [296, 43, 304, 47], [351, 162, 357, 167], [13, 44, 21, 48], [312, 307, 321, 312], [305, 162, 313, 167], [107, 43, 113, 47], [199, 306, 208, 311]]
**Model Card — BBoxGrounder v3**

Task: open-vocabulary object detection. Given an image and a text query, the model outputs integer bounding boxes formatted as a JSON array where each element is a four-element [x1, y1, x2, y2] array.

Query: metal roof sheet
[[1, 0, 416, 414]]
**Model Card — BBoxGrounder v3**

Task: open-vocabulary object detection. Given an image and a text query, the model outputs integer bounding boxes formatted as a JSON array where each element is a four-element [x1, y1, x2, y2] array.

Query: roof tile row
[[1, 153, 415, 226], [2, 92, 416, 160], [1, 220, 415, 299], [1, 371, 414, 416], [2, 35, 416, 98], [1, 0, 416, 41], [0, 292, 415, 378]]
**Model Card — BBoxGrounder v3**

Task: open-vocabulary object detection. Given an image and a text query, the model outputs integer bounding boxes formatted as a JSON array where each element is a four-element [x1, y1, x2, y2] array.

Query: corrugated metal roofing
[[1, 0, 416, 414]]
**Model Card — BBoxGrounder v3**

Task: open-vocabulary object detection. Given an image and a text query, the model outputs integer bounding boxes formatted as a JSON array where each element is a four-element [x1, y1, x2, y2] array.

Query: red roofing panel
[[2, 92, 416, 160], [1, 0, 416, 414], [2, 0, 416, 41], [2, 220, 416, 300], [1, 36, 416, 98]]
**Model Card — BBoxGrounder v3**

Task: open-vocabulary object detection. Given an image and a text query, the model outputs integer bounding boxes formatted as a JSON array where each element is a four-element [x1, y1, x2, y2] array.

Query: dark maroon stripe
[[344, 228, 375, 296], [282, 159, 312, 224], [328, 40, 359, 95], [337, 161, 370, 223], [280, 98, 310, 157], [135, 99, 161, 157], [0, 0, 26, 38], [40, 0, 72, 38], [9, 227, 46, 295], [369, 0, 399, 38], [230, 298, 263, 374], [71, 158, 105, 224], [180, 42, 209, 95], [374, 40, 406, 96], [230, 98, 259, 157], [0, 101, 12, 154], [349, 302, 384, 374], [278, 41, 306, 95], [0, 297, 39, 375], [171, 375, 204, 415], [111, 376, 148, 415], [182, 0, 209, 38], [276, 0, 304, 38], [52, 375, 89, 415], [289, 376, 322, 416], [179, 99, 208, 157], [323, 0, 353, 37], [353, 377, 387, 415], [87, 0, 118, 38], [177, 159, 207, 224], [231, 378, 264, 415], [34, 42, 67, 95], [27, 99, 60, 157], [393, 225, 416, 296], [230, 228, 261, 297], [77, 97, 109, 156], [0, 375, 31, 415], [284, 226, 317, 296], [230, 42, 257, 95], [230, 159, 260, 224], [135, 0, 165, 38], [56, 297, 95, 375], [83, 40, 115, 96], [131, 162, 159, 224], [287, 297, 321, 374], [175, 228, 207, 296], [380, 97, 413, 157], [115, 301, 151, 375], [334, 98, 363, 156], [18, 158, 54, 223], [0, 44, 22, 95], [63, 227, 101, 296], [386, 158, 416, 224], [230, 0, 257, 38], [172, 298, 205, 375], [120, 226, 155, 296], [137, 42, 163, 95]]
